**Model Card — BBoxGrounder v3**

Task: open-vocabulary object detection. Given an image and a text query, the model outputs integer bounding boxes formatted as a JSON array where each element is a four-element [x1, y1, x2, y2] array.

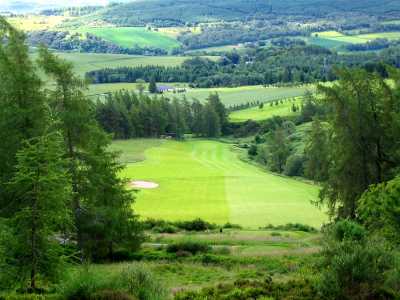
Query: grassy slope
[[88, 84, 313, 106], [76, 27, 181, 51], [31, 52, 189, 77], [172, 85, 313, 106], [117, 139, 326, 228], [229, 98, 300, 122]]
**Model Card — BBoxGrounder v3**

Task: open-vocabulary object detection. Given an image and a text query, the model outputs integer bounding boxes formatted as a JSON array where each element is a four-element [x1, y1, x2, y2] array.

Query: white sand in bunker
[[129, 180, 159, 189]]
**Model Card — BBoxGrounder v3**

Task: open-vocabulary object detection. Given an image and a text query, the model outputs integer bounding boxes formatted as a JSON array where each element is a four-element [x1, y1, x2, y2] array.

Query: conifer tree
[[4, 133, 71, 291]]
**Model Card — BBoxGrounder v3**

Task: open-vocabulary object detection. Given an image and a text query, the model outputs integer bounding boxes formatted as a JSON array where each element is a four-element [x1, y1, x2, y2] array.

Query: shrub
[[58, 267, 111, 300], [261, 223, 317, 233], [283, 154, 305, 177], [316, 221, 398, 300], [120, 265, 168, 300], [166, 241, 210, 255], [222, 222, 242, 229], [59, 263, 166, 300], [174, 218, 216, 231], [152, 224, 178, 234]]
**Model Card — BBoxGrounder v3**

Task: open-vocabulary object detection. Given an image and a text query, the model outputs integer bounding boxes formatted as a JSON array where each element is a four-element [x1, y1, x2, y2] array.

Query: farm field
[[229, 98, 301, 122], [311, 30, 400, 47], [88, 84, 313, 106], [31, 52, 191, 77], [173, 85, 312, 106], [116, 139, 326, 228], [76, 26, 181, 51]]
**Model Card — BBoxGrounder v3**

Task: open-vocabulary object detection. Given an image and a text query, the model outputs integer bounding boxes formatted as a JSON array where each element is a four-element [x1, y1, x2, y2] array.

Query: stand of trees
[[95, 91, 228, 139], [87, 45, 400, 87], [0, 18, 144, 292]]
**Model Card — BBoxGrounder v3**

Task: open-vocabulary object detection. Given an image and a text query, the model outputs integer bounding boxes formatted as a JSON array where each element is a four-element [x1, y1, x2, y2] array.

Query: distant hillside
[[101, 0, 400, 26]]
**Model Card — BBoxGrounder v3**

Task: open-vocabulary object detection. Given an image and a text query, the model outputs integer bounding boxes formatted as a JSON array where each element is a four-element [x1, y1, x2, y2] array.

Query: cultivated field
[[76, 26, 181, 51], [173, 85, 312, 106], [311, 30, 400, 47], [113, 139, 326, 228], [31, 52, 189, 77], [88, 84, 313, 106], [229, 98, 301, 122]]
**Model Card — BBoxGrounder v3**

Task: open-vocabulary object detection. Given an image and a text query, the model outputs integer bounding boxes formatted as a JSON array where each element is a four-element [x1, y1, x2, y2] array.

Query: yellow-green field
[[31, 52, 191, 77], [88, 83, 313, 106], [229, 98, 301, 122], [75, 26, 181, 51], [114, 139, 326, 228], [311, 30, 400, 45]]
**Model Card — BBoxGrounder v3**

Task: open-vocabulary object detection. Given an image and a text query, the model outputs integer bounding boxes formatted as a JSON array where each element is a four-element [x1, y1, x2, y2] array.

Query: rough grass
[[76, 26, 181, 51], [229, 98, 301, 122], [119, 139, 326, 228]]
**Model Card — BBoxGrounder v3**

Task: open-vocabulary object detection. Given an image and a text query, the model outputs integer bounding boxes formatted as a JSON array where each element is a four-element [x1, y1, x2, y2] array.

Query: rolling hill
[[100, 0, 400, 26]]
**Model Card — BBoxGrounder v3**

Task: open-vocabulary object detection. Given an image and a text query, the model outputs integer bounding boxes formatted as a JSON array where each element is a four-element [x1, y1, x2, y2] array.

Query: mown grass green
[[76, 26, 181, 51], [117, 139, 326, 228], [229, 98, 300, 122]]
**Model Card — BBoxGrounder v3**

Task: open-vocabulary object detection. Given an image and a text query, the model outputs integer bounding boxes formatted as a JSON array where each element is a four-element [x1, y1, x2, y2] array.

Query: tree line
[[0, 18, 144, 292], [87, 44, 400, 87], [95, 91, 228, 139]]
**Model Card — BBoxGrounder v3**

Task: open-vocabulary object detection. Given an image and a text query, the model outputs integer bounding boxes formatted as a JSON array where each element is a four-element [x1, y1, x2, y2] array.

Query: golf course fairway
[[116, 139, 326, 228]]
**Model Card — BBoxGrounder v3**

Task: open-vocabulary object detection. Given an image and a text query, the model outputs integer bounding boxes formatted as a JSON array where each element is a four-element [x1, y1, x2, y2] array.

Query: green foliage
[[143, 218, 217, 232], [2, 134, 71, 291], [59, 264, 166, 300], [166, 241, 211, 255], [148, 78, 158, 94], [261, 223, 317, 233], [317, 68, 400, 218], [37, 47, 145, 261], [304, 118, 329, 181], [284, 154, 305, 177], [0, 17, 49, 216], [174, 277, 318, 300], [357, 176, 400, 244], [120, 265, 168, 300], [316, 220, 399, 300]]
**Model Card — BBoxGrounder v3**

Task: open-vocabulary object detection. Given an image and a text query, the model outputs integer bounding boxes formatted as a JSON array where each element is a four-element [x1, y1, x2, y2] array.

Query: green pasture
[[176, 85, 312, 106], [116, 139, 326, 228], [31, 52, 193, 77], [310, 31, 400, 49], [76, 26, 181, 51], [229, 98, 301, 122]]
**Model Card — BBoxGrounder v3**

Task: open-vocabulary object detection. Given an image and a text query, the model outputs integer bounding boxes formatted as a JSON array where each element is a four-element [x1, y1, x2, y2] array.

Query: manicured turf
[[76, 26, 181, 51], [174, 85, 313, 106], [117, 139, 326, 228], [229, 98, 301, 122]]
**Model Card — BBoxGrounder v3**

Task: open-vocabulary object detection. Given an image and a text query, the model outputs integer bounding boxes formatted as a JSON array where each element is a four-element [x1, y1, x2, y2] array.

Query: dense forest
[[95, 92, 228, 139], [87, 45, 400, 87]]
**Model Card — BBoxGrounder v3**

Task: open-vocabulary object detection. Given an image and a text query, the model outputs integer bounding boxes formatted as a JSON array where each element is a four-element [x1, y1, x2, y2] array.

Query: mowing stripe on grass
[[119, 139, 326, 228]]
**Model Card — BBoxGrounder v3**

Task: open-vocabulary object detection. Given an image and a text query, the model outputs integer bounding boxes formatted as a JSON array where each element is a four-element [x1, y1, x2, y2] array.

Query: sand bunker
[[130, 180, 159, 189]]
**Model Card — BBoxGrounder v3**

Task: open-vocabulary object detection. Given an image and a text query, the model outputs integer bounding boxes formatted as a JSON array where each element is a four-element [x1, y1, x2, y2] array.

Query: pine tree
[[148, 77, 158, 93], [304, 118, 329, 181], [4, 133, 71, 291], [0, 18, 49, 215], [37, 47, 144, 260]]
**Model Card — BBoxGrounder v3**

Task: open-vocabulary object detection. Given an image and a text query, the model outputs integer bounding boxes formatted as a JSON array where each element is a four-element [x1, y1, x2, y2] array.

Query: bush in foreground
[[58, 263, 166, 300]]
